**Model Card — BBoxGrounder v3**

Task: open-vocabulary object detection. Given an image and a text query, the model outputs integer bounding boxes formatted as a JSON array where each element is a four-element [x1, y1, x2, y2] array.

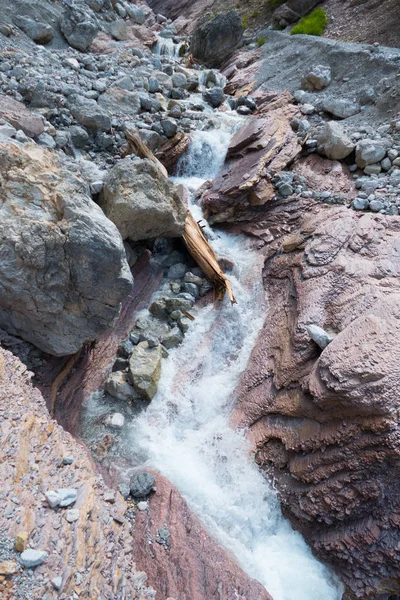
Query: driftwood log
[[183, 211, 236, 304], [124, 130, 169, 178], [124, 130, 235, 303]]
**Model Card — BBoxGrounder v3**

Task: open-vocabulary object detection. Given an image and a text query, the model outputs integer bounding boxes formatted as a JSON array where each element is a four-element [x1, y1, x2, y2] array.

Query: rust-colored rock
[[132, 472, 274, 600], [200, 109, 301, 224], [0, 96, 44, 137], [155, 131, 191, 174], [292, 154, 357, 200], [232, 198, 400, 599]]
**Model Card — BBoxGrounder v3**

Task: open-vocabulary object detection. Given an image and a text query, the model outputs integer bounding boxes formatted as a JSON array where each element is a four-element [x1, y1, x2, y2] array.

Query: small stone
[[278, 183, 293, 197], [56, 488, 78, 507], [305, 324, 334, 350], [14, 531, 28, 553], [130, 471, 155, 498], [352, 197, 369, 210], [137, 501, 148, 511], [104, 413, 125, 429], [51, 576, 63, 591], [369, 200, 385, 212], [65, 509, 80, 523], [103, 490, 116, 504], [364, 164, 381, 175], [45, 490, 61, 508], [63, 456, 74, 465], [300, 103, 315, 115], [20, 549, 48, 568], [167, 263, 186, 279], [0, 561, 19, 575]]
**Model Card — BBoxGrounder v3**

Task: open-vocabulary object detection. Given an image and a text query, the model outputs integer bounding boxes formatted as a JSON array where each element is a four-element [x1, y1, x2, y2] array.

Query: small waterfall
[[153, 37, 184, 57], [174, 115, 242, 192]]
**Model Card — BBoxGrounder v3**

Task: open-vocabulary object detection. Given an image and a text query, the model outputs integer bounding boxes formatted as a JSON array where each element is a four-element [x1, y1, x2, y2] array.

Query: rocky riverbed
[[1, 0, 400, 599]]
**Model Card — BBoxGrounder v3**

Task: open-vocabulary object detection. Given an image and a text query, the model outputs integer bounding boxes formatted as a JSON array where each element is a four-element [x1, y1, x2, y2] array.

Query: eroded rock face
[[232, 198, 400, 598], [190, 10, 244, 68], [100, 157, 187, 242], [0, 142, 132, 356], [0, 347, 156, 600]]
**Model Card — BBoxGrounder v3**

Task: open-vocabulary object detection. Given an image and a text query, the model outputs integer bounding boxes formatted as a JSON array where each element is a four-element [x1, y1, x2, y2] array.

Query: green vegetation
[[257, 36, 266, 47], [291, 8, 328, 36], [242, 15, 249, 29]]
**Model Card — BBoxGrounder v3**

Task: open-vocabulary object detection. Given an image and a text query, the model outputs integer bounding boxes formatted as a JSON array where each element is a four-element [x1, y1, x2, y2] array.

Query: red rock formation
[[200, 108, 301, 224], [232, 196, 400, 598], [132, 472, 274, 600]]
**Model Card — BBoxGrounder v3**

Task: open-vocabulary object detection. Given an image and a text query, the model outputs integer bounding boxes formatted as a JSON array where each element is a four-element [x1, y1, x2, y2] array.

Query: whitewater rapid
[[128, 123, 342, 600], [82, 118, 343, 600]]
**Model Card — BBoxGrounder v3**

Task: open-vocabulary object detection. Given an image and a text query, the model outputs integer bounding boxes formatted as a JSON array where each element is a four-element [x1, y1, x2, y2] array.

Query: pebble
[[20, 549, 48, 568], [65, 509, 80, 523], [51, 576, 63, 591]]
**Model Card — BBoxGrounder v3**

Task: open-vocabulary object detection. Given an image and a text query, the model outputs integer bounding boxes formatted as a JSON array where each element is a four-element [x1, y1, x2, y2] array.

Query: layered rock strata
[[232, 198, 400, 599]]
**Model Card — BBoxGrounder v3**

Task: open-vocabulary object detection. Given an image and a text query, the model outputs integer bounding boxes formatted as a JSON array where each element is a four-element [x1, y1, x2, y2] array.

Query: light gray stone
[[105, 371, 135, 401], [306, 324, 334, 350], [316, 121, 355, 160], [100, 158, 186, 242], [302, 65, 332, 91], [20, 549, 48, 568], [129, 341, 162, 401], [68, 94, 111, 132], [356, 139, 386, 168], [57, 488, 78, 507]]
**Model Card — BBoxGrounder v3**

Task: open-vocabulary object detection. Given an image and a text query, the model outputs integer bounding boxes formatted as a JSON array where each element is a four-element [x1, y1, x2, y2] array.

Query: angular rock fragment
[[100, 158, 187, 242], [0, 142, 132, 355], [129, 341, 162, 401]]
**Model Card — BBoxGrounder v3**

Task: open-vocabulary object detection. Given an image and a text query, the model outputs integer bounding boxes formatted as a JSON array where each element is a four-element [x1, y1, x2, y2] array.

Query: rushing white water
[[125, 127, 343, 600], [153, 37, 184, 58]]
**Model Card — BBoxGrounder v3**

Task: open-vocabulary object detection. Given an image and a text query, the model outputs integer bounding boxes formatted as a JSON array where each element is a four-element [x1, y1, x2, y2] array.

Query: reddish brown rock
[[200, 109, 301, 224], [155, 131, 191, 174], [292, 154, 357, 200], [232, 197, 400, 599], [0, 96, 44, 137], [132, 472, 274, 600]]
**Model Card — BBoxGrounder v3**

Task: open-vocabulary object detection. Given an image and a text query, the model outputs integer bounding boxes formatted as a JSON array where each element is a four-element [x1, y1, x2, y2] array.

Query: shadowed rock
[[190, 10, 244, 68]]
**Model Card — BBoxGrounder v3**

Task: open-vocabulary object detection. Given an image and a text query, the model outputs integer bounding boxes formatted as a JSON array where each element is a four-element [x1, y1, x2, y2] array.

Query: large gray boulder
[[60, 4, 98, 51], [13, 15, 54, 44], [0, 141, 132, 356], [100, 158, 187, 242], [316, 121, 355, 160], [68, 94, 111, 132], [98, 89, 141, 118], [190, 10, 244, 69]]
